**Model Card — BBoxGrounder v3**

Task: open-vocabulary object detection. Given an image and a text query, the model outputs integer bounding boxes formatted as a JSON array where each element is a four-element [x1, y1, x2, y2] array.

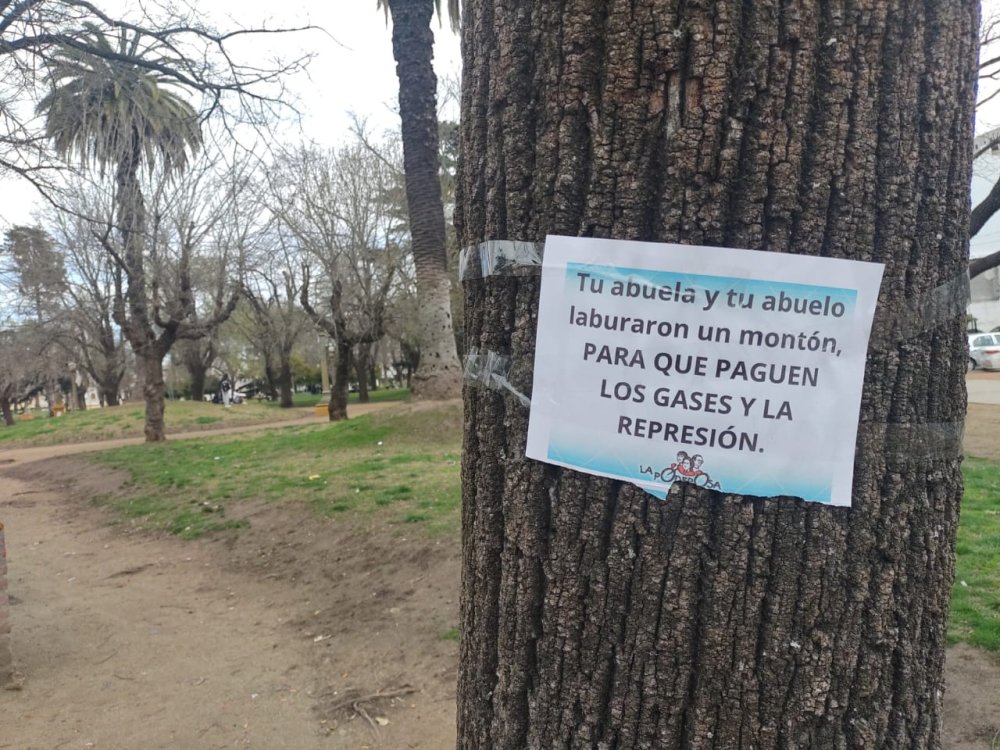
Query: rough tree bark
[[177, 337, 215, 403], [80, 322, 125, 408], [277, 358, 294, 409], [138, 345, 168, 443], [354, 342, 372, 404], [301, 274, 385, 422], [73, 372, 87, 410], [99, 379, 121, 407], [189, 367, 207, 404], [387, 0, 464, 399], [456, 2, 976, 749], [329, 343, 351, 422]]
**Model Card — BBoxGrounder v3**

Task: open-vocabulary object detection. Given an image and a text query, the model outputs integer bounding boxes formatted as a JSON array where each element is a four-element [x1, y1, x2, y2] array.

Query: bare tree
[[1, 225, 70, 412], [269, 138, 406, 420], [70, 151, 245, 439], [0, 320, 65, 424], [0, 0, 312, 198], [959, 8, 1000, 278], [167, 152, 268, 403], [240, 226, 311, 408], [46, 197, 128, 407], [0, 326, 38, 425]]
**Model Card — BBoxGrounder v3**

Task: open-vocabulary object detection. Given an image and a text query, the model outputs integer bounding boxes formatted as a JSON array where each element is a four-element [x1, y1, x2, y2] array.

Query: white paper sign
[[525, 236, 885, 506]]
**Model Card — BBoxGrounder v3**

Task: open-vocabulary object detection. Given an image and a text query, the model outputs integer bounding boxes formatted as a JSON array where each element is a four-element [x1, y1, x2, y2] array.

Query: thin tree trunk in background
[[139, 349, 167, 442], [278, 358, 294, 409], [115, 145, 167, 442], [189, 366, 207, 403], [43, 381, 56, 417], [328, 341, 351, 422], [387, 0, 463, 400], [0, 397, 12, 427], [456, 2, 976, 748], [263, 352, 280, 402], [74, 372, 88, 410], [94, 355, 124, 408], [354, 343, 371, 404], [68, 373, 79, 412], [102, 381, 120, 407]]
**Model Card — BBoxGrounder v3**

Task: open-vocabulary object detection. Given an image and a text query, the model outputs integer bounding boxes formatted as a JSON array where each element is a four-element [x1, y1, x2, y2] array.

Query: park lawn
[[267, 388, 412, 409], [0, 400, 309, 448], [91, 401, 462, 539], [87, 405, 1000, 652], [948, 456, 1000, 651]]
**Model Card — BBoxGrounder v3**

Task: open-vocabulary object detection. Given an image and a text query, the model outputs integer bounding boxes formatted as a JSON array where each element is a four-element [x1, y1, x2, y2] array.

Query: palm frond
[[36, 27, 202, 178], [376, 0, 460, 31]]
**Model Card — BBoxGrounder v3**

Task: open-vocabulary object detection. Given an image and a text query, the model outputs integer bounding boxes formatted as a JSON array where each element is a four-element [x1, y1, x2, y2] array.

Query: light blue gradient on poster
[[548, 432, 834, 503], [566, 262, 857, 316]]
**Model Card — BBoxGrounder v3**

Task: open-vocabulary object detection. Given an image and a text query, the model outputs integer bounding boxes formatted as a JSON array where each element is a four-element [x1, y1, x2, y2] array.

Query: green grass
[[265, 388, 411, 409], [0, 400, 308, 448], [78, 403, 1000, 655], [949, 457, 1000, 651], [92, 402, 461, 539], [108, 493, 249, 539]]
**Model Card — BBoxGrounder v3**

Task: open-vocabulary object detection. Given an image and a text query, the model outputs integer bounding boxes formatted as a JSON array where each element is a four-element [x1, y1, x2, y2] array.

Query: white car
[[968, 332, 1000, 370]]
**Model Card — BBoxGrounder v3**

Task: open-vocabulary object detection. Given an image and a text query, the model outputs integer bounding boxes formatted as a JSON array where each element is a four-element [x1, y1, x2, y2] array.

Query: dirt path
[[1, 469, 334, 749], [1, 402, 998, 748], [1, 403, 457, 749]]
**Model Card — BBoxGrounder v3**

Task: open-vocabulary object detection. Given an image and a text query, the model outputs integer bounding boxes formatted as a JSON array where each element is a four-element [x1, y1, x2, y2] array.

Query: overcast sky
[[0, 2, 463, 229], [3, 3, 999, 260]]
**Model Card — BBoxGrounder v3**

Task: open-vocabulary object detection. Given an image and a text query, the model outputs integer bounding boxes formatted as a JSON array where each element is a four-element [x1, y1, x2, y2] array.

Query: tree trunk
[[189, 364, 207, 403], [354, 343, 371, 404], [278, 358, 294, 409], [44, 380, 56, 417], [93, 327, 125, 407], [177, 338, 214, 402], [328, 341, 350, 422], [456, 2, 976, 749], [74, 372, 88, 410], [387, 0, 463, 400], [264, 356, 280, 402], [68, 372, 79, 412], [0, 397, 12, 427], [138, 348, 167, 442], [102, 381, 121, 407]]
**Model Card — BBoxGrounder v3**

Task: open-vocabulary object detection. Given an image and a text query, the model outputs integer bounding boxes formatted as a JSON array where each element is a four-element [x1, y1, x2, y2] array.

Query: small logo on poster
[[640, 451, 722, 491]]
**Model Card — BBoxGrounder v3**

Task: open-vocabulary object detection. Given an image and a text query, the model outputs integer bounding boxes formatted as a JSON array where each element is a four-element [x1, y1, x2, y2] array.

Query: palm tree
[[37, 27, 203, 441], [377, 0, 463, 399]]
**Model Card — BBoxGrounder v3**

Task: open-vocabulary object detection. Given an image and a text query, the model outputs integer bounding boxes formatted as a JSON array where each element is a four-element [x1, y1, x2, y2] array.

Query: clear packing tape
[[463, 348, 531, 407], [460, 240, 970, 461], [867, 272, 971, 350], [458, 240, 542, 281], [858, 421, 965, 462]]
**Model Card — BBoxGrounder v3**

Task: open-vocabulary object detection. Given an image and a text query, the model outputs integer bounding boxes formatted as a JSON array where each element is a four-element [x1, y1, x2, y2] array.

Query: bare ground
[[0, 401, 998, 749], [1, 458, 457, 750]]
